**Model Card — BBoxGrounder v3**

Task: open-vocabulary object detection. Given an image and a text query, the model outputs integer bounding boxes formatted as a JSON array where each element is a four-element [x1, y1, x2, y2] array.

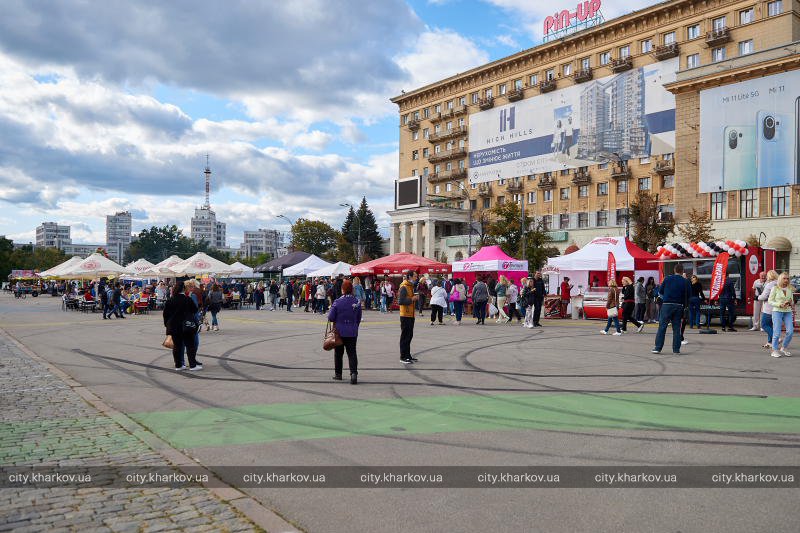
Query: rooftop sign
[[543, 0, 604, 43]]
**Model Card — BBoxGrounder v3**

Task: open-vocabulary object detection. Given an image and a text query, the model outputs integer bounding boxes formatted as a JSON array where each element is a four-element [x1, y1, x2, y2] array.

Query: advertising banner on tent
[[467, 57, 677, 183], [607, 252, 616, 284], [709, 252, 730, 301]]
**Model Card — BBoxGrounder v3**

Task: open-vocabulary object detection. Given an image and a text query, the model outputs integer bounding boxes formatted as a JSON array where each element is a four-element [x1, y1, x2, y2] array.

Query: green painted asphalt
[[129, 393, 800, 449]]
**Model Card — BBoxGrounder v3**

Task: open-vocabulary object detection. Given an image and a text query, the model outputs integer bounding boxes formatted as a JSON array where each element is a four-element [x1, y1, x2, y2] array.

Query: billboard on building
[[468, 57, 678, 183], [699, 69, 800, 192]]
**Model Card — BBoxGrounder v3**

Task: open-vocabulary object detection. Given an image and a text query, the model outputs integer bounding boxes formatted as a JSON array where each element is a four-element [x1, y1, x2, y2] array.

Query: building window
[[687, 53, 700, 68], [617, 180, 628, 193], [767, 0, 782, 16], [712, 16, 726, 30], [402, 114, 408, 125], [543, 189, 553, 202], [560, 187, 570, 200], [687, 24, 700, 39], [710, 192, 727, 219], [485, 88, 493, 99], [434, 185, 440, 194], [638, 177, 651, 191], [662, 175, 675, 188], [579, 57, 590, 70], [640, 39, 653, 54], [459, 96, 466, 106], [598, 162, 609, 170], [639, 156, 650, 164], [422, 128, 429, 139], [545, 69, 555, 80], [663, 153, 674, 161], [434, 144, 441, 153], [600, 51, 611, 65], [563, 63, 572, 76], [543, 215, 552, 231], [559, 169, 569, 176], [447, 100, 454, 110], [434, 104, 441, 114], [514, 78, 523, 90], [740, 189, 758, 218], [411, 169, 417, 176], [413, 111, 420, 120], [412, 131, 419, 141], [597, 182, 609, 196], [712, 47, 726, 62], [664, 31, 676, 45], [499, 84, 507, 95], [497, 196, 505, 205], [498, 178, 505, 185], [434, 164, 441, 173], [470, 199, 477, 209], [578, 185, 589, 198], [771, 186, 790, 216], [422, 147, 429, 158], [616, 208, 629, 226], [446, 121, 453, 131], [578, 212, 589, 228], [619, 45, 630, 58], [740, 8, 754, 24], [597, 210, 608, 226], [423, 167, 429, 176], [458, 158, 465, 168], [739, 40, 754, 55], [512, 193, 521, 203], [528, 191, 537, 203], [423, 107, 430, 118], [559, 214, 570, 229], [470, 182, 477, 189], [446, 161, 453, 171], [412, 150, 419, 160], [471, 92, 479, 104], [529, 74, 538, 86]]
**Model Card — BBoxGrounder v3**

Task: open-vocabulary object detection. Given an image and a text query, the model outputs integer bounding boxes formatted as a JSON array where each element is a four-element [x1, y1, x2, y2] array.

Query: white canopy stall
[[61, 253, 132, 280], [282, 255, 332, 277], [169, 252, 244, 276], [307, 261, 352, 278]]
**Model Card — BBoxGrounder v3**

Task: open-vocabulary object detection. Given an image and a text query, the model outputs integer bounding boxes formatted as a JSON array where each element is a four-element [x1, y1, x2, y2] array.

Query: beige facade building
[[389, 0, 800, 271]]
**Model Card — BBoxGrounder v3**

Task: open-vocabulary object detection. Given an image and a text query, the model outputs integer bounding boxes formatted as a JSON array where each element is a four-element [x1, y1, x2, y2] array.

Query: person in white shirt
[[429, 279, 448, 326]]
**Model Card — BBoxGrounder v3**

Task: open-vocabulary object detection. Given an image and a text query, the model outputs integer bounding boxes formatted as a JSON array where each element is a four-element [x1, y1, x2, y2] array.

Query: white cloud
[[395, 29, 491, 89]]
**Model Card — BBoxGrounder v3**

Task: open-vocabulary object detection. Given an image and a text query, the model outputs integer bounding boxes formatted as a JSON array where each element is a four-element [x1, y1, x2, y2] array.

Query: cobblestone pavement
[[0, 334, 261, 533]]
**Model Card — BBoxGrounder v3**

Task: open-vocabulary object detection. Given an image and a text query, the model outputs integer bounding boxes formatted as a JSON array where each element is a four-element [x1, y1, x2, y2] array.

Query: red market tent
[[351, 252, 452, 276]]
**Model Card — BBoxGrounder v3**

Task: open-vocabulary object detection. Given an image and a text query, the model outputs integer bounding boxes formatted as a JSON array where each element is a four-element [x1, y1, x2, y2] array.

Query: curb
[[1, 328, 301, 533]]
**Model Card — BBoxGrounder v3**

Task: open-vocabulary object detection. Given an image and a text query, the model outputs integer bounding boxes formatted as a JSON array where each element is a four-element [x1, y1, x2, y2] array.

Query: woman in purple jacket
[[328, 279, 362, 384]]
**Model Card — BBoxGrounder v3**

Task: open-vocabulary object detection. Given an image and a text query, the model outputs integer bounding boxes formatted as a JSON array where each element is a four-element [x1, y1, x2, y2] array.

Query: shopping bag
[[488, 303, 499, 317], [162, 335, 174, 349]]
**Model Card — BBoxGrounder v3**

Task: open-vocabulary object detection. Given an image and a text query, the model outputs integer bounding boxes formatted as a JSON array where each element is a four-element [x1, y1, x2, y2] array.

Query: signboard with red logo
[[543, 0, 604, 43], [709, 252, 730, 301], [607, 252, 616, 285]]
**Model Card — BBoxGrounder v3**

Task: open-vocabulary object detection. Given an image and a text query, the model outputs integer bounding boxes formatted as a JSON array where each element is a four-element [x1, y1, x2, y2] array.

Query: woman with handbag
[[601, 280, 622, 335], [450, 278, 467, 326], [162, 280, 202, 371], [429, 279, 448, 326], [327, 280, 362, 384]]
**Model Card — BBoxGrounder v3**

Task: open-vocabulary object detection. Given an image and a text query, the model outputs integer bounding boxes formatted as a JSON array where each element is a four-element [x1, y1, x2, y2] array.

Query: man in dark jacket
[[163, 281, 201, 370], [533, 272, 546, 327], [653, 264, 691, 354], [719, 277, 738, 332], [112, 283, 124, 318], [269, 280, 279, 310]]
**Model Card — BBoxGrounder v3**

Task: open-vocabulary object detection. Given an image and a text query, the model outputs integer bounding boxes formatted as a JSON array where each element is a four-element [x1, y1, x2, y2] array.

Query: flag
[[709, 252, 729, 301], [607, 252, 616, 285]]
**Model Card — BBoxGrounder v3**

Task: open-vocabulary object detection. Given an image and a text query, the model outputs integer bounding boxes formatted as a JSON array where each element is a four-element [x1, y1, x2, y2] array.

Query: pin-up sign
[[543, 0, 604, 42]]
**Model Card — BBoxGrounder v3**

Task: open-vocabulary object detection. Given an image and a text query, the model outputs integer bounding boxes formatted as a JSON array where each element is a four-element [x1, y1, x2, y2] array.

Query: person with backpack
[[207, 284, 223, 331], [471, 276, 489, 325]]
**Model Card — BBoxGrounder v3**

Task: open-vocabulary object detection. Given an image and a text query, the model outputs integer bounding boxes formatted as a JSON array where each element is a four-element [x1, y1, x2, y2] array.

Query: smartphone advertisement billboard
[[699, 69, 800, 192], [467, 57, 677, 184]]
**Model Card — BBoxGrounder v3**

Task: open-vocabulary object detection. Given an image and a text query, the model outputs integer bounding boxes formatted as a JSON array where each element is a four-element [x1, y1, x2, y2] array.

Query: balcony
[[477, 183, 492, 197], [507, 88, 524, 102], [428, 147, 468, 164], [571, 169, 591, 185], [430, 106, 467, 123], [610, 56, 633, 73], [652, 43, 679, 61], [478, 97, 495, 110], [610, 164, 632, 180], [573, 69, 593, 83], [705, 27, 731, 47], [537, 176, 556, 189], [427, 168, 467, 183], [539, 79, 557, 93], [654, 159, 674, 176], [428, 125, 468, 143], [407, 118, 420, 131], [506, 179, 524, 193]]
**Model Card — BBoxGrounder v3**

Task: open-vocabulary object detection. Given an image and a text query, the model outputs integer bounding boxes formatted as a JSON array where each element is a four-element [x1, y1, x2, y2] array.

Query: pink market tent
[[545, 236, 660, 289], [351, 253, 451, 276], [451, 245, 528, 285]]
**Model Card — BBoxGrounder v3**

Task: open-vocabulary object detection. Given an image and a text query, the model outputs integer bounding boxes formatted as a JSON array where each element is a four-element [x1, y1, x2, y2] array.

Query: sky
[[0, 0, 657, 248]]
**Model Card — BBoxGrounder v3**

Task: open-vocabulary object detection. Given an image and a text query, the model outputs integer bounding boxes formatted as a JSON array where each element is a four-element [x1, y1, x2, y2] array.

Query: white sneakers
[[771, 350, 783, 358], [637, 324, 645, 333], [681, 340, 688, 345], [769, 347, 792, 357], [781, 347, 792, 357], [601, 330, 608, 335], [612, 332, 622, 336]]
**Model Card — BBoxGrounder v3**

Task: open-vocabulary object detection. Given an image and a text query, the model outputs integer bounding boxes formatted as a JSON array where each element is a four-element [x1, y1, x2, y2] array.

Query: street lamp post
[[450, 181, 473, 256], [340, 203, 361, 263]]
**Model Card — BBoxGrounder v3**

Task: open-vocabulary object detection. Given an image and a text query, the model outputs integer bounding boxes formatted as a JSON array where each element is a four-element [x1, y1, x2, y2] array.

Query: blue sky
[[0, 0, 656, 248]]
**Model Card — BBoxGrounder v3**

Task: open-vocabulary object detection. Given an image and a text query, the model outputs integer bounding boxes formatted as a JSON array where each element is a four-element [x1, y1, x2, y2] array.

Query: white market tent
[[170, 252, 244, 276], [61, 253, 132, 279], [307, 261, 352, 278], [123, 258, 156, 280], [38, 256, 84, 279], [142, 255, 185, 277], [282, 255, 331, 276], [228, 261, 260, 278]]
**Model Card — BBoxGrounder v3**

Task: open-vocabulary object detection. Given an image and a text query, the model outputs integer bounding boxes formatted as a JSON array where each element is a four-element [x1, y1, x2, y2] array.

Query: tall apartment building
[[240, 229, 284, 258], [106, 211, 132, 263], [389, 0, 800, 273], [35, 222, 71, 249]]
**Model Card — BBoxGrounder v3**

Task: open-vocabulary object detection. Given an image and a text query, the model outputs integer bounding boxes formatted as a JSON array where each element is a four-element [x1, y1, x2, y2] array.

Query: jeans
[[654, 303, 684, 353], [430, 304, 444, 324], [604, 314, 621, 333], [365, 289, 372, 310], [453, 300, 464, 322], [287, 296, 293, 312], [761, 312, 773, 345], [381, 295, 387, 313], [400, 316, 415, 359], [524, 305, 534, 326], [270, 294, 278, 309], [688, 296, 701, 327], [719, 298, 736, 329], [474, 300, 488, 322], [334, 336, 358, 376], [210, 309, 219, 326], [771, 311, 794, 350]]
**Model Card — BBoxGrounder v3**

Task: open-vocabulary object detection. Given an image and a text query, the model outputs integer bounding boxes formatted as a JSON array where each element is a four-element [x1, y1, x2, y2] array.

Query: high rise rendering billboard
[[699, 69, 800, 192], [467, 57, 678, 184]]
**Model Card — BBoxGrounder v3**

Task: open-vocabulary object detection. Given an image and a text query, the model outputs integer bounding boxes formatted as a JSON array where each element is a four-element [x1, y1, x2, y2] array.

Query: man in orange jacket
[[398, 270, 418, 364]]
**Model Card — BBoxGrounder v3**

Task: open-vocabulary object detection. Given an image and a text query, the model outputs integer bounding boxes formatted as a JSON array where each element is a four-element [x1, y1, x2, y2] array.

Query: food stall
[[451, 245, 528, 287]]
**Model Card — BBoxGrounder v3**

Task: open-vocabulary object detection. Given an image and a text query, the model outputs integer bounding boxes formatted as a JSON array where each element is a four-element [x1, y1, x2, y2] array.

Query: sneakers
[[781, 348, 792, 357], [681, 340, 688, 345], [526, 324, 534, 329], [332, 375, 343, 381], [400, 358, 414, 364], [174, 365, 188, 371], [637, 324, 645, 333], [651, 349, 661, 354], [213, 325, 219, 331], [601, 330, 608, 335], [612, 332, 622, 336], [770, 350, 783, 358], [189, 364, 203, 371]]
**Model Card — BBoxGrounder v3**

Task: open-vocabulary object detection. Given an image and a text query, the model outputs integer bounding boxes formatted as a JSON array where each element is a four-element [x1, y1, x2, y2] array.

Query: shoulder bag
[[323, 321, 343, 351]]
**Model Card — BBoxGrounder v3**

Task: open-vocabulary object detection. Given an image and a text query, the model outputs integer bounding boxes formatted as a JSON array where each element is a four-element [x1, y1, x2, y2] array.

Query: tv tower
[[203, 154, 212, 209]]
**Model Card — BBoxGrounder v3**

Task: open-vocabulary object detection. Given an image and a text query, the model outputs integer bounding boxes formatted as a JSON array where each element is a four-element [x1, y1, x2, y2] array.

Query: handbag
[[323, 321, 343, 351], [162, 335, 174, 349], [449, 288, 460, 303], [607, 307, 618, 318], [488, 303, 499, 316]]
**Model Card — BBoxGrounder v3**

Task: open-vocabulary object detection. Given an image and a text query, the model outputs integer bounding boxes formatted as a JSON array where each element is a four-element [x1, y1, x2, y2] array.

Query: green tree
[[126, 225, 194, 263], [678, 208, 715, 243], [484, 201, 558, 269], [630, 190, 675, 253], [1, 240, 67, 280], [355, 197, 384, 259], [240, 253, 272, 268], [332, 232, 356, 264], [524, 218, 561, 271], [290, 218, 339, 258]]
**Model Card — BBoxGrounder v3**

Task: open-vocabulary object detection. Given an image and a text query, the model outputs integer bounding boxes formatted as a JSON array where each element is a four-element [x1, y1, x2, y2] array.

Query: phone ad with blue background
[[699, 70, 799, 192]]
